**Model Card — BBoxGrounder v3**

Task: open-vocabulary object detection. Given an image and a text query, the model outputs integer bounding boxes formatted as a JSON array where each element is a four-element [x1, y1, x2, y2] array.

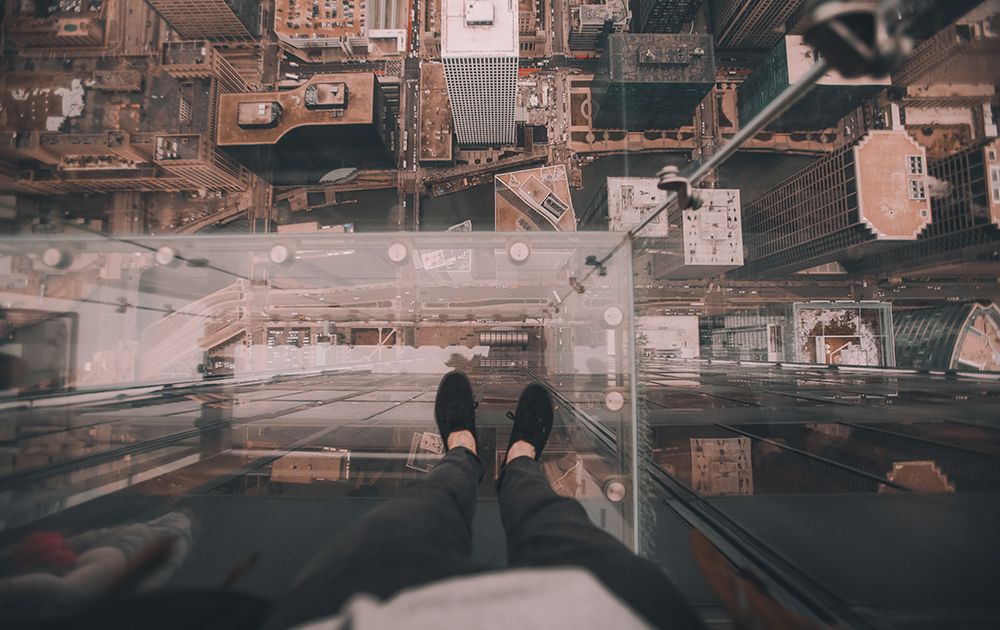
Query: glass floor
[[2, 231, 999, 628], [0, 232, 641, 607]]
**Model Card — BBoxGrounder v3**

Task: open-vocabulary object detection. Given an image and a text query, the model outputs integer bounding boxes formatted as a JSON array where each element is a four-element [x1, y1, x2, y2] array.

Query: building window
[[179, 98, 192, 124], [992, 167, 1000, 202], [989, 150, 997, 160], [909, 179, 927, 200], [907, 155, 924, 175]]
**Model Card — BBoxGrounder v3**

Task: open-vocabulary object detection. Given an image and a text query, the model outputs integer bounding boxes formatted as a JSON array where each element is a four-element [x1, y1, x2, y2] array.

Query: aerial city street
[[2, 3, 1000, 627]]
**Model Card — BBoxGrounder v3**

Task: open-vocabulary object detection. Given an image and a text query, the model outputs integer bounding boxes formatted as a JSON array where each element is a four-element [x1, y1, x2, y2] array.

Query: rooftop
[[273, 0, 367, 44], [495, 165, 577, 231], [442, 0, 518, 57], [607, 177, 669, 236], [0, 68, 210, 136], [216, 73, 377, 146], [682, 189, 744, 268], [418, 63, 453, 162], [784, 36, 891, 87], [853, 131, 933, 239], [601, 33, 715, 84]]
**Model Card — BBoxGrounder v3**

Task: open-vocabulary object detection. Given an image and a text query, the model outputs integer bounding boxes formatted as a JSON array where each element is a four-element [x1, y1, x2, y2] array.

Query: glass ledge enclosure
[[0, 232, 639, 559]]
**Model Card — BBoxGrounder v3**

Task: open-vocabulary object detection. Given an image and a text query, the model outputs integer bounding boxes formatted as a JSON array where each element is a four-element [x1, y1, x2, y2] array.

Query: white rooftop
[[682, 189, 744, 267], [607, 177, 669, 237], [442, 0, 518, 56]]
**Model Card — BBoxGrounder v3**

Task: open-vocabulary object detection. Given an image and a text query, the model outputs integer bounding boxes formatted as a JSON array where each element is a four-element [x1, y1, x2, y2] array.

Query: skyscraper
[[568, 1, 629, 51], [740, 130, 932, 276], [701, 301, 896, 366], [710, 0, 803, 49], [739, 36, 890, 131], [634, 0, 703, 34], [892, 8, 1000, 87], [602, 177, 743, 278], [145, 0, 261, 42], [591, 33, 715, 130], [845, 138, 1000, 276], [442, 0, 518, 146], [894, 303, 1000, 372], [216, 73, 398, 184]]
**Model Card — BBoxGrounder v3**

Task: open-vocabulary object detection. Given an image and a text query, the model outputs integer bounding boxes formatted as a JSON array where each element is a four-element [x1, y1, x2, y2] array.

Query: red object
[[10, 531, 78, 572]]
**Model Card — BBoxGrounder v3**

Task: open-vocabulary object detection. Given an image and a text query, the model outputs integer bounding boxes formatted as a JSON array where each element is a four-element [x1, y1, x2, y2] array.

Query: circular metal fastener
[[155, 246, 177, 266], [604, 390, 625, 412], [508, 241, 531, 264], [42, 248, 70, 269], [387, 242, 408, 264], [269, 244, 293, 265], [604, 480, 627, 503], [603, 306, 624, 328]]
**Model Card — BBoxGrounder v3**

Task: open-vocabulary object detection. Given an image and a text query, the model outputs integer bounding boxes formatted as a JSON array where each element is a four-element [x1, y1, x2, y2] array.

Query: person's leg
[[265, 372, 484, 629], [497, 384, 704, 629]]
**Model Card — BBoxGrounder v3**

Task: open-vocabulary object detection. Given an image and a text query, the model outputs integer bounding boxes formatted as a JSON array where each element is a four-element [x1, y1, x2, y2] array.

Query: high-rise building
[[442, 0, 519, 146], [892, 8, 1000, 87], [145, 0, 261, 42], [568, 1, 629, 51], [216, 73, 398, 184], [845, 138, 1000, 276], [495, 165, 577, 231], [273, 0, 406, 57], [739, 36, 890, 131], [518, 0, 546, 58], [0, 66, 249, 194], [637, 316, 700, 358], [418, 63, 454, 164], [740, 130, 932, 276], [633, 0, 703, 34], [161, 41, 250, 95], [710, 0, 803, 50], [601, 177, 743, 278], [702, 301, 896, 366], [894, 303, 1000, 372], [5, 8, 107, 49], [889, 8, 1000, 158], [591, 34, 715, 130]]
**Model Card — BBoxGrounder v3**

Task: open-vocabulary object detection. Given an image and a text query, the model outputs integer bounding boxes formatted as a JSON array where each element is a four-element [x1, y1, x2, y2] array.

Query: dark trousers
[[265, 448, 703, 629]]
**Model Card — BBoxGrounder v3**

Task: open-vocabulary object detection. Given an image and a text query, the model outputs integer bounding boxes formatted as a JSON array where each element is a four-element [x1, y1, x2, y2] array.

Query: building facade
[[845, 138, 1000, 276], [0, 61, 249, 194], [442, 0, 519, 146], [740, 130, 932, 276], [633, 0, 703, 34], [710, 0, 803, 49], [892, 9, 1000, 87], [568, 1, 630, 51], [738, 36, 890, 131], [591, 33, 715, 130], [215, 73, 398, 184], [702, 301, 896, 366], [145, 0, 260, 42], [894, 303, 1000, 372]]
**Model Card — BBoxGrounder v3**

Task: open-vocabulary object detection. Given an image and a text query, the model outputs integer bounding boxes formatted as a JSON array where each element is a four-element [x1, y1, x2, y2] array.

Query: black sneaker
[[506, 384, 554, 460], [434, 371, 477, 449]]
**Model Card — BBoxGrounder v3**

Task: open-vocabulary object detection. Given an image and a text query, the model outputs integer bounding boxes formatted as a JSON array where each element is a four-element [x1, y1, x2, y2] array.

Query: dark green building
[[591, 33, 715, 131]]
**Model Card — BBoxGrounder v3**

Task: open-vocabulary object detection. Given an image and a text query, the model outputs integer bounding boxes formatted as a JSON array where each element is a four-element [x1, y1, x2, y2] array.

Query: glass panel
[[3, 0, 1000, 627], [0, 231, 638, 591]]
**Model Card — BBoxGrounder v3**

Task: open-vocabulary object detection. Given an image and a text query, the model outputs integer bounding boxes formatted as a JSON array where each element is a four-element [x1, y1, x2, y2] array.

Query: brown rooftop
[[418, 63, 452, 162], [216, 73, 376, 146], [274, 0, 366, 42], [854, 130, 932, 239]]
